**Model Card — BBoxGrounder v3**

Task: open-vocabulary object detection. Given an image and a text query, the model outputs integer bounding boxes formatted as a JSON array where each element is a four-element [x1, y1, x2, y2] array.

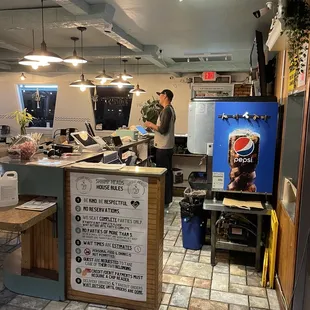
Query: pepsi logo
[[234, 137, 254, 157]]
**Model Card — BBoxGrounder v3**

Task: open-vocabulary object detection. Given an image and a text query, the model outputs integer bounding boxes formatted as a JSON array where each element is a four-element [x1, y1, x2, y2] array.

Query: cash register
[[71, 128, 118, 164]]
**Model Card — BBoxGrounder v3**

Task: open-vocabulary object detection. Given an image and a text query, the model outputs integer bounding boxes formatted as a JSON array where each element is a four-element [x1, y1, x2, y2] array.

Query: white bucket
[[0, 171, 18, 209]]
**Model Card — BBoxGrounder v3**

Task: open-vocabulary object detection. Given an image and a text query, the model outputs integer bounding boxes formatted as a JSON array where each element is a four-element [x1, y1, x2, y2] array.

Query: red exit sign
[[202, 71, 216, 81]]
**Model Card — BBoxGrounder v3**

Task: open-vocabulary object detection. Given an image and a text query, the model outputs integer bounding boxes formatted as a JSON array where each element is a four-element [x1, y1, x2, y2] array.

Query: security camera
[[253, 2, 273, 18], [104, 23, 113, 33]]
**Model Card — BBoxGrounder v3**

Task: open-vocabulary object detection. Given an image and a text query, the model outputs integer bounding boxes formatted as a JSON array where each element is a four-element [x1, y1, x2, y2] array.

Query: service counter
[[0, 151, 166, 310]]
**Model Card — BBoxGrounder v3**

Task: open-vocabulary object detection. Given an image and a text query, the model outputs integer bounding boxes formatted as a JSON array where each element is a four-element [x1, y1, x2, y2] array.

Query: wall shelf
[[173, 154, 204, 158]]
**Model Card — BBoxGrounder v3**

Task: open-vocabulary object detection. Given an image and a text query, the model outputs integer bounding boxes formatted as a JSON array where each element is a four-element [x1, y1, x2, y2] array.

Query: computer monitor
[[103, 136, 113, 146], [135, 125, 148, 136], [71, 131, 99, 149], [85, 121, 95, 137], [112, 136, 123, 147]]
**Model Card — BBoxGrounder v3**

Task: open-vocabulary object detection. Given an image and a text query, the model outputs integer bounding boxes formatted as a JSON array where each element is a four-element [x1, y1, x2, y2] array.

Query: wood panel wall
[[21, 218, 58, 277], [276, 202, 296, 305], [65, 172, 165, 310], [274, 40, 310, 308], [274, 49, 297, 309]]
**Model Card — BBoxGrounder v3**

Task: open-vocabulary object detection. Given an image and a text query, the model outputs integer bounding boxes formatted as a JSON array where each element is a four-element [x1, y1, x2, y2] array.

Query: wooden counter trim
[[66, 166, 167, 178], [65, 171, 165, 310], [0, 204, 57, 232]]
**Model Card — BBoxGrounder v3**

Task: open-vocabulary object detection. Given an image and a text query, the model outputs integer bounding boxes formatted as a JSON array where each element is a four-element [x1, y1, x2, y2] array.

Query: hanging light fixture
[[130, 57, 146, 96], [20, 73, 26, 81], [95, 59, 113, 85], [117, 59, 133, 81], [19, 30, 50, 70], [64, 37, 87, 67], [24, 0, 63, 63], [69, 27, 95, 92], [110, 43, 132, 88]]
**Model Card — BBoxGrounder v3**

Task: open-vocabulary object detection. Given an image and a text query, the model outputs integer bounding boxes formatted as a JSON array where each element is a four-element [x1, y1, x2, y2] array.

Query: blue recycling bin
[[181, 216, 204, 250], [180, 197, 205, 250]]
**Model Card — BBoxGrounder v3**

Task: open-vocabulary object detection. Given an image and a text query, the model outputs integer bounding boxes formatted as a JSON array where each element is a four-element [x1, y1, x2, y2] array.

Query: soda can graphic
[[227, 129, 260, 192]]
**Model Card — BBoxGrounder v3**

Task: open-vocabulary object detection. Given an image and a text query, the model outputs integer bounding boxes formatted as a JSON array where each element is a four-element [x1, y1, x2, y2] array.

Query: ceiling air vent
[[204, 55, 232, 62], [172, 58, 201, 63]]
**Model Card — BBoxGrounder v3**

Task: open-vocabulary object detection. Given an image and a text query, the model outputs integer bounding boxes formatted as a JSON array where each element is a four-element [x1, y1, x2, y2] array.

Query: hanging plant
[[32, 89, 44, 108], [140, 97, 163, 124], [92, 87, 99, 111], [284, 0, 310, 76]]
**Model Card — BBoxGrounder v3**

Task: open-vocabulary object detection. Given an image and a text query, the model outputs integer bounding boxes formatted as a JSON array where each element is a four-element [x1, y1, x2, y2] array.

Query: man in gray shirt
[[145, 89, 176, 210]]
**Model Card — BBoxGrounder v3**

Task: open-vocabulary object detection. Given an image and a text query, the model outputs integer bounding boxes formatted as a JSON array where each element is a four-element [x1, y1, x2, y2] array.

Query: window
[[91, 86, 134, 130], [18, 85, 58, 128]]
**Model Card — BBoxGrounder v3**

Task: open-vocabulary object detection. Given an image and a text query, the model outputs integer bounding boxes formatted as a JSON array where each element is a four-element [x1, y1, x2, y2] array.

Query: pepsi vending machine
[[212, 98, 278, 194]]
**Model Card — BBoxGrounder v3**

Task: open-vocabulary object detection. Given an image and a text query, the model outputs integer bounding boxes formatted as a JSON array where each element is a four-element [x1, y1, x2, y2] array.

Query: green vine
[[284, 0, 310, 76]]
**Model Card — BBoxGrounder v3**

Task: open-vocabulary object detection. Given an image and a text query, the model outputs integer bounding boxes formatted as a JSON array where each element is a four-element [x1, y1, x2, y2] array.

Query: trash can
[[179, 188, 206, 250]]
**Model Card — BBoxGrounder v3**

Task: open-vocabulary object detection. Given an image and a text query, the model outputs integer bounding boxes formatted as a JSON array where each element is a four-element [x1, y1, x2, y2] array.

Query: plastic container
[[8, 135, 37, 160], [188, 171, 209, 190], [182, 216, 205, 250], [0, 171, 18, 209]]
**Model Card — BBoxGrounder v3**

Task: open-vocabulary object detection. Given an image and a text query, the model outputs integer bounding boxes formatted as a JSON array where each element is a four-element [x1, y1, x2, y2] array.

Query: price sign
[[202, 71, 216, 81]]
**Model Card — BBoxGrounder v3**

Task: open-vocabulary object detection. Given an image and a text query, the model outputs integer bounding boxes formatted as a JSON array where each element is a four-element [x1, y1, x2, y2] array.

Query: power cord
[[288, 228, 310, 310]]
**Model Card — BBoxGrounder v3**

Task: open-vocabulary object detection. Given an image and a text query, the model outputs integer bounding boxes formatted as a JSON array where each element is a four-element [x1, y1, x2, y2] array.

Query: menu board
[[70, 172, 148, 301]]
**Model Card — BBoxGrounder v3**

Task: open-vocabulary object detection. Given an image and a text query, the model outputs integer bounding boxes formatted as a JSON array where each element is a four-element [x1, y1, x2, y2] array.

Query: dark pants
[[156, 148, 173, 205]]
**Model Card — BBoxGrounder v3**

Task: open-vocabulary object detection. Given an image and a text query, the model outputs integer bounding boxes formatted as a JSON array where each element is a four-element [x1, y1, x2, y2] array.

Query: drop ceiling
[[0, 0, 273, 74]]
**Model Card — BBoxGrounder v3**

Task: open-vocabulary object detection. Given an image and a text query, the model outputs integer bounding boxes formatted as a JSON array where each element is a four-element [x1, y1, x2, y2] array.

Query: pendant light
[[19, 30, 50, 69], [69, 27, 95, 92], [20, 73, 26, 81], [118, 59, 133, 81], [110, 43, 132, 88], [130, 57, 146, 96], [95, 59, 113, 85], [64, 37, 87, 66], [24, 0, 63, 63]]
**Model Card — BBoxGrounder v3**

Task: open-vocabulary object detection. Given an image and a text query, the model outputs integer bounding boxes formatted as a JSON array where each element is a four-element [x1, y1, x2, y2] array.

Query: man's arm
[[145, 107, 172, 134]]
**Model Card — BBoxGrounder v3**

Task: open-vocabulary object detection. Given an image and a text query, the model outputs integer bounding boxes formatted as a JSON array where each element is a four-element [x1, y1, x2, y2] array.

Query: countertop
[[0, 152, 103, 168], [204, 199, 273, 215], [115, 137, 153, 150], [67, 165, 167, 177]]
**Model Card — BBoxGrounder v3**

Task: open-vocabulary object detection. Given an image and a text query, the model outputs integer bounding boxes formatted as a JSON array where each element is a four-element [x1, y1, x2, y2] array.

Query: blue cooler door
[[212, 100, 278, 194]]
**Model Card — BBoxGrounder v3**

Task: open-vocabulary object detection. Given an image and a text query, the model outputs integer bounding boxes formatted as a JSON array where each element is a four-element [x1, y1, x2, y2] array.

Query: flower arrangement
[[12, 109, 35, 135]]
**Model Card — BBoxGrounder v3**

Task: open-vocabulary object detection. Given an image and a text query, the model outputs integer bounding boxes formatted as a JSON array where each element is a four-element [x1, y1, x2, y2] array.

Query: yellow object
[[268, 210, 279, 288], [261, 249, 269, 287], [288, 68, 296, 92]]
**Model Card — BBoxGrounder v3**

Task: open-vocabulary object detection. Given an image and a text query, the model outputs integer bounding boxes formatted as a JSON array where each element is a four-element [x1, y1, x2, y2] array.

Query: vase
[[20, 127, 26, 135]]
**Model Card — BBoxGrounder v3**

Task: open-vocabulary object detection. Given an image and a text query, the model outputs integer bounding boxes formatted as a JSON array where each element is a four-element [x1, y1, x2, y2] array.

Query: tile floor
[[0, 197, 281, 310]]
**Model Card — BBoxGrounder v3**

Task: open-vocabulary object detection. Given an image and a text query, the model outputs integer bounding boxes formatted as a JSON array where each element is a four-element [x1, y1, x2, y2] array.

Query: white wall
[[0, 72, 247, 136], [129, 75, 191, 134]]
